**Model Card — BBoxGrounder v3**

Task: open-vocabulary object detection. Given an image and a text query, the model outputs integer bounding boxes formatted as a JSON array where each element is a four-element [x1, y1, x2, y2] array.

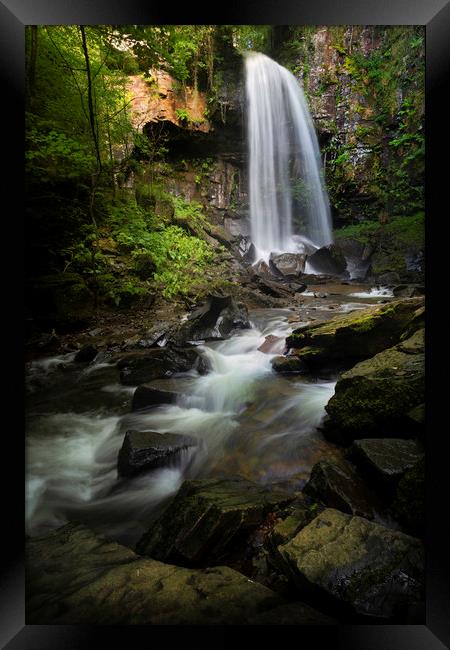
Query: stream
[[25, 285, 394, 547]]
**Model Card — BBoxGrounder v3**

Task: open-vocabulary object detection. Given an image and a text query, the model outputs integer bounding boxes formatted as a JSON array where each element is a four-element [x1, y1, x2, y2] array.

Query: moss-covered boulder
[[26, 523, 285, 625], [277, 508, 424, 620], [136, 476, 293, 566], [303, 459, 378, 519], [390, 457, 425, 536], [117, 430, 198, 477], [323, 329, 424, 444], [284, 297, 424, 371], [269, 498, 325, 550], [349, 438, 424, 495]]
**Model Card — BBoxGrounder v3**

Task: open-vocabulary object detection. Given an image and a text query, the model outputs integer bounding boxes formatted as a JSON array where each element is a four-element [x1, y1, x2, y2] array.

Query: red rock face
[[127, 71, 211, 133]]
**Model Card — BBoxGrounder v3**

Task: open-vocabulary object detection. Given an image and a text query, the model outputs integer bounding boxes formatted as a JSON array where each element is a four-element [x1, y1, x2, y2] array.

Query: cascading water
[[245, 52, 333, 261]]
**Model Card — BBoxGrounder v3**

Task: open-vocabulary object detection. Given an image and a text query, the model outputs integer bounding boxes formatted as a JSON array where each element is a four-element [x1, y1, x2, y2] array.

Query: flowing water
[[245, 52, 333, 261], [25, 287, 393, 547]]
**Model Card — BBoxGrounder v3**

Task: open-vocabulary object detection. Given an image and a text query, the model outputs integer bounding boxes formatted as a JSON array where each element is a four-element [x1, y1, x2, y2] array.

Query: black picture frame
[[2, 0, 449, 647]]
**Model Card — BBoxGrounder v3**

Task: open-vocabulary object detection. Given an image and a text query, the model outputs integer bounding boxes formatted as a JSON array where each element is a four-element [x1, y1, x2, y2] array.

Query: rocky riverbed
[[25, 275, 425, 625]]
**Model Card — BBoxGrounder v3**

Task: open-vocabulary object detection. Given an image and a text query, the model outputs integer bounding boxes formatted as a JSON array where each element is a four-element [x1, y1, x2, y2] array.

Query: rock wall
[[129, 26, 424, 239], [275, 26, 425, 226]]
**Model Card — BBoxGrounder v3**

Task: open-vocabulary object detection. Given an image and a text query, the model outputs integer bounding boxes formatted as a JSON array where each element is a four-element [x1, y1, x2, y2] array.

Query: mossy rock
[[26, 523, 284, 625], [390, 457, 425, 536], [323, 331, 425, 444], [136, 476, 294, 566], [303, 459, 378, 519], [349, 438, 424, 496], [277, 508, 424, 620], [286, 297, 424, 370]]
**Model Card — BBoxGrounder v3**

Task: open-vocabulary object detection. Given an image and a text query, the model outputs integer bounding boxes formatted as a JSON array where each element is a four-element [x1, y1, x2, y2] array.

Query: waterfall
[[245, 52, 333, 261]]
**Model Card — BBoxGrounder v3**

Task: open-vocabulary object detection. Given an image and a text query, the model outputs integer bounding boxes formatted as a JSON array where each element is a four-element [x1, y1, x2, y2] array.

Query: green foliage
[[231, 26, 272, 52], [107, 194, 214, 298], [150, 226, 214, 298], [26, 124, 96, 183], [334, 213, 424, 247]]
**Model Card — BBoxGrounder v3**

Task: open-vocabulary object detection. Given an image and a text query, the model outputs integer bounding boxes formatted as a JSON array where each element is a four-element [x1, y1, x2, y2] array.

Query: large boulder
[[170, 294, 250, 345], [131, 385, 180, 411], [117, 347, 203, 385], [323, 329, 424, 444], [349, 438, 424, 495], [302, 459, 378, 519], [26, 523, 285, 625], [285, 297, 424, 371], [307, 244, 347, 276], [269, 253, 307, 277], [390, 457, 425, 537], [117, 430, 198, 477], [277, 508, 424, 620], [74, 344, 98, 363], [136, 476, 293, 565]]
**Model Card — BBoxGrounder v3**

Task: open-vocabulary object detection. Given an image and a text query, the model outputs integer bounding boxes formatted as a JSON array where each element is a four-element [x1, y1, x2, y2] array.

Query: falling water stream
[[25, 289, 391, 548], [245, 52, 333, 261]]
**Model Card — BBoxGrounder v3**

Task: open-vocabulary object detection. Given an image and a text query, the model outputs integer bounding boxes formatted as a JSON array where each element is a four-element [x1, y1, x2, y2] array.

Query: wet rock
[[269, 498, 325, 549], [136, 476, 293, 565], [238, 237, 257, 265], [307, 244, 347, 276], [269, 253, 307, 277], [258, 335, 282, 354], [286, 297, 424, 370], [131, 386, 180, 411], [253, 259, 274, 279], [349, 438, 423, 495], [303, 459, 377, 519], [289, 282, 307, 294], [392, 285, 425, 298], [74, 344, 98, 363], [277, 508, 424, 620], [253, 276, 292, 298], [117, 430, 198, 477], [390, 457, 425, 536], [137, 321, 174, 348], [117, 347, 203, 385], [26, 523, 284, 625], [323, 330, 425, 444], [271, 355, 309, 373], [171, 294, 250, 344]]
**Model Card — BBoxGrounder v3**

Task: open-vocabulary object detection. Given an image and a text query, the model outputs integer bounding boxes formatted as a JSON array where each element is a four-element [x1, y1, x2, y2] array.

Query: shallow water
[[25, 290, 391, 546]]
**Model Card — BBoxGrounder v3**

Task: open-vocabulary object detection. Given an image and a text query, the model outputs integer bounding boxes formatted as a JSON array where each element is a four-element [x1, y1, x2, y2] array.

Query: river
[[25, 284, 393, 547]]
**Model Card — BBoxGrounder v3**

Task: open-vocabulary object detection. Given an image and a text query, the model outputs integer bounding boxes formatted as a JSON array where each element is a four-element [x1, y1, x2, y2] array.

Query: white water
[[348, 286, 394, 298], [245, 52, 333, 262], [26, 309, 337, 545]]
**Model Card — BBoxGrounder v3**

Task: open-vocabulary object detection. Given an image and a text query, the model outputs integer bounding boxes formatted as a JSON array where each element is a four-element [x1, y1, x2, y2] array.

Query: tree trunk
[[80, 25, 102, 171]]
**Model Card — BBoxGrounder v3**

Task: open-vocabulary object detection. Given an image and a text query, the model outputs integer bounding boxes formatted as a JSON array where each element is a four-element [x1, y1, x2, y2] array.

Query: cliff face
[[275, 26, 425, 226], [130, 26, 424, 237]]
